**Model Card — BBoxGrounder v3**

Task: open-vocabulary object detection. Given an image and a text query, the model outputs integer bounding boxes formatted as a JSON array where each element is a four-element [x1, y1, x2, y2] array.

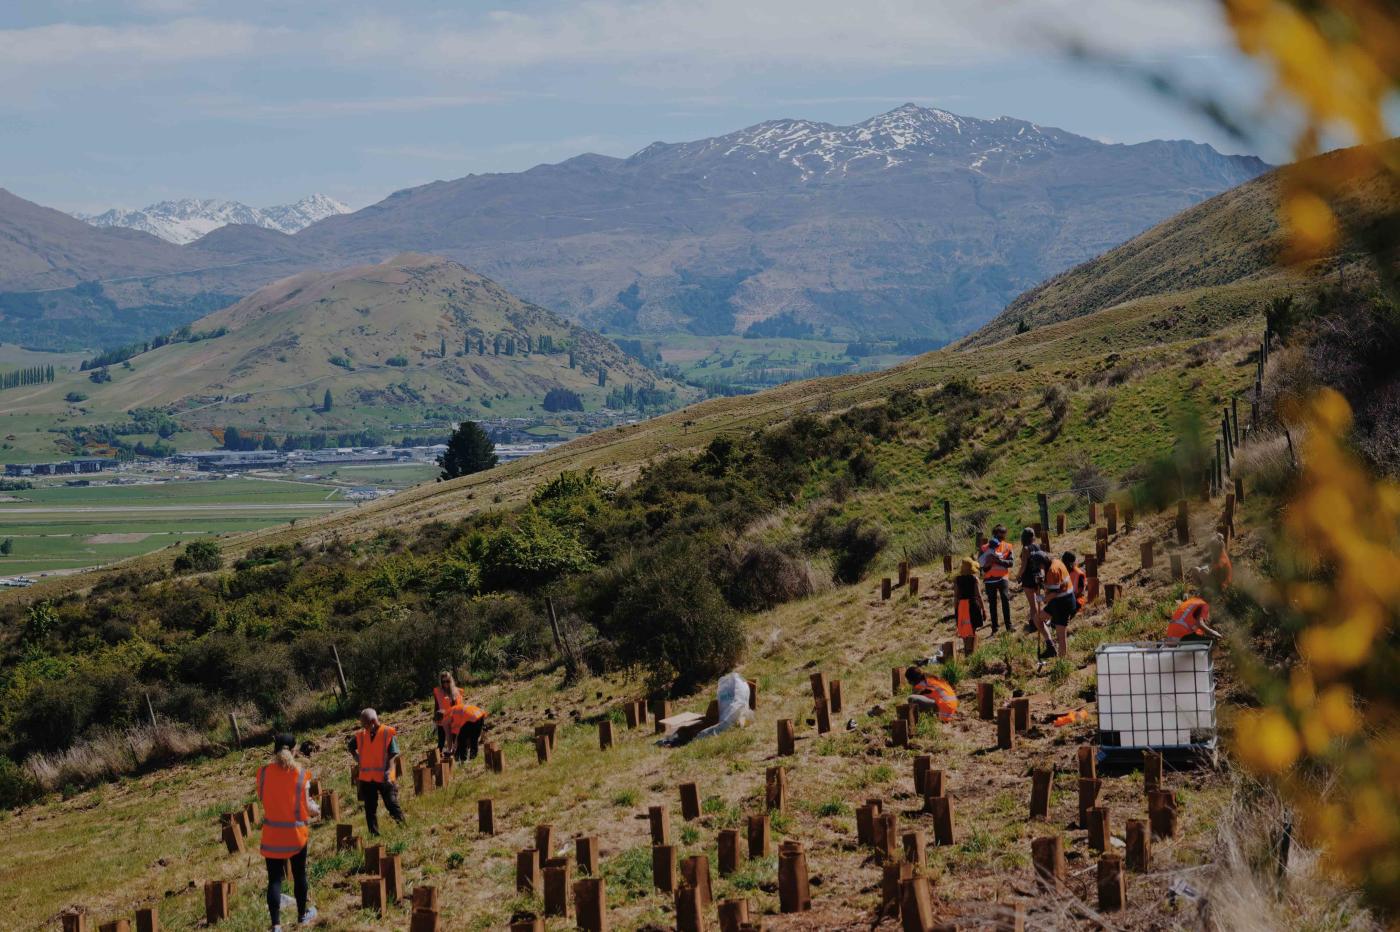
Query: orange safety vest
[[1043, 558, 1072, 599], [433, 685, 462, 719], [1069, 568, 1087, 608], [913, 676, 959, 722], [1166, 598, 1211, 639], [981, 540, 1014, 580], [354, 724, 397, 783], [443, 703, 486, 735], [256, 763, 311, 858]]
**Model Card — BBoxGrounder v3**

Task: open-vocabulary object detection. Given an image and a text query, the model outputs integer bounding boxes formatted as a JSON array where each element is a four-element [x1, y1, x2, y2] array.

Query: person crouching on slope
[[952, 557, 987, 647], [1166, 575, 1224, 641], [904, 665, 959, 721], [431, 671, 463, 753], [978, 524, 1015, 634], [346, 708, 406, 837], [442, 699, 488, 763], [257, 733, 319, 930]]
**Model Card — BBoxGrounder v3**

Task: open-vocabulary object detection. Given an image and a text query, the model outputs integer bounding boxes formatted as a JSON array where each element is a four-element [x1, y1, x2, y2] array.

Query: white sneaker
[[300, 906, 319, 925]]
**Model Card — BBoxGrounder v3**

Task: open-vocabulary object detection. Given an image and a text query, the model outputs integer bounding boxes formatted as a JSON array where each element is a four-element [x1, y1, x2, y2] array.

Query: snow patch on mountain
[[77, 195, 349, 244]]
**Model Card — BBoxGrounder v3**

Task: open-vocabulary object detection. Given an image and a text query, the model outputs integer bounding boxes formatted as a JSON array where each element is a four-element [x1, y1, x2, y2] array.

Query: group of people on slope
[[949, 522, 1229, 662], [250, 672, 489, 930]]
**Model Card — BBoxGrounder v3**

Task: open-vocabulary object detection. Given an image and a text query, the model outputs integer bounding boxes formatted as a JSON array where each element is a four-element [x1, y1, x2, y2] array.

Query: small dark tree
[[438, 420, 498, 480], [0, 538, 12, 555], [440, 336, 447, 357], [223, 426, 241, 450], [323, 388, 333, 412], [597, 368, 607, 387]]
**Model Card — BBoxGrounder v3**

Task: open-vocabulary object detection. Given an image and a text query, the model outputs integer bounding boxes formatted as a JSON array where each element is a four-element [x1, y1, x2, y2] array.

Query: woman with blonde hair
[[952, 556, 987, 648], [257, 733, 319, 930]]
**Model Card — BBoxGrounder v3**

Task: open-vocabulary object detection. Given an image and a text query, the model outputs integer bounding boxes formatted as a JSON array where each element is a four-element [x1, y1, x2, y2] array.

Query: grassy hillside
[[0, 255, 691, 461], [12, 250, 1366, 931], [962, 144, 1396, 348]]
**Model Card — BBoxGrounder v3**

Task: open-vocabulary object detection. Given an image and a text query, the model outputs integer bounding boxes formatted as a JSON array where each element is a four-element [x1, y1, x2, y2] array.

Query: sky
[[0, 0, 1284, 214]]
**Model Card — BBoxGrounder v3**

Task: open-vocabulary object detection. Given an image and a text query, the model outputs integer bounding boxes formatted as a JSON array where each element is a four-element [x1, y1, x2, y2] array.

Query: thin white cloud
[[347, 0, 1229, 76], [0, 17, 271, 66], [208, 94, 508, 119]]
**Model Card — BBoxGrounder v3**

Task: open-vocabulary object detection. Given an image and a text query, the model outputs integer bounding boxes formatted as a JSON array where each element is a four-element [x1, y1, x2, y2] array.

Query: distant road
[[0, 503, 350, 515]]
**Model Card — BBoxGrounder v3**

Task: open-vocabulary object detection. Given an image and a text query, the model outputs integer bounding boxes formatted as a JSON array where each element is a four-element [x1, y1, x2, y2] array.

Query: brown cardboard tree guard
[[747, 814, 771, 858], [977, 683, 994, 720], [576, 835, 599, 876], [1077, 745, 1097, 779], [1029, 768, 1052, 820], [1126, 818, 1151, 872], [681, 854, 714, 909], [997, 706, 1015, 750], [776, 719, 796, 756], [574, 877, 608, 932], [930, 795, 955, 846], [765, 766, 787, 812], [1031, 836, 1066, 888], [679, 782, 702, 821], [718, 828, 743, 876], [360, 876, 387, 917], [777, 844, 811, 913], [649, 805, 671, 845], [516, 848, 541, 894], [478, 798, 495, 835], [718, 899, 750, 932], [898, 876, 936, 932], [1097, 855, 1126, 912], [535, 824, 555, 858], [651, 844, 677, 893]]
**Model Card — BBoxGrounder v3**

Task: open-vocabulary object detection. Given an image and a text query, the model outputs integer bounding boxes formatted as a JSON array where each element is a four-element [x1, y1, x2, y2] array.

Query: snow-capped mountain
[[632, 103, 1091, 179], [78, 195, 348, 244]]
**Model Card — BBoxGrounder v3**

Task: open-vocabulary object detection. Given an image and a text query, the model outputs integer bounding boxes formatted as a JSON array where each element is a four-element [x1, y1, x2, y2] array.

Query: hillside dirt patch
[[84, 532, 153, 544]]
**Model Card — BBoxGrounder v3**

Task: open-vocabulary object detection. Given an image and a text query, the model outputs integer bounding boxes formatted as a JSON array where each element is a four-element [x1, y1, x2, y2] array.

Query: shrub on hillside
[[479, 511, 593, 591], [963, 445, 993, 476], [722, 540, 818, 612], [597, 541, 744, 691], [0, 756, 40, 808], [807, 514, 889, 584], [343, 608, 470, 710], [173, 539, 222, 573]]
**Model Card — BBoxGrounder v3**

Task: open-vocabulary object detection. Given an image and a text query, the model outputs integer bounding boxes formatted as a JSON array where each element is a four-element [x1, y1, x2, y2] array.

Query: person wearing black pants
[[455, 718, 483, 762], [443, 701, 488, 763], [266, 846, 310, 929], [359, 780, 405, 837], [978, 524, 1015, 634]]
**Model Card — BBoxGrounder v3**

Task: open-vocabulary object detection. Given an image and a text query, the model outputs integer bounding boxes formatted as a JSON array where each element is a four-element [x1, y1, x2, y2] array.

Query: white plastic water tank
[[1095, 641, 1216, 748]]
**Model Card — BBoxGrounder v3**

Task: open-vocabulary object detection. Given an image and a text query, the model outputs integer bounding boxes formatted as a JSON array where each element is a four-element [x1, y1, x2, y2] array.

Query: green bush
[[479, 511, 593, 591], [173, 539, 222, 573], [808, 516, 888, 584], [0, 756, 40, 809], [598, 540, 744, 691]]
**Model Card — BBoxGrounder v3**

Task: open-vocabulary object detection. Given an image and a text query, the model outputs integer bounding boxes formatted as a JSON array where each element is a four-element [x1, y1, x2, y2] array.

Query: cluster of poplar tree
[[0, 365, 55, 390]]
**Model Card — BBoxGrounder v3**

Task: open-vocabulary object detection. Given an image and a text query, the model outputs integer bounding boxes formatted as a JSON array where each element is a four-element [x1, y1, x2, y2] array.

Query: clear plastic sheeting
[[694, 672, 753, 741], [1095, 641, 1216, 748]]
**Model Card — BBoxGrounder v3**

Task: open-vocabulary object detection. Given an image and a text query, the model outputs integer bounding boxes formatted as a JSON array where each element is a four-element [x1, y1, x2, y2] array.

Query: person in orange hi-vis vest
[[345, 708, 405, 837], [1017, 527, 1048, 638], [1037, 551, 1078, 660], [1206, 533, 1233, 592], [442, 700, 488, 763], [977, 524, 1015, 634], [431, 671, 463, 753], [258, 733, 319, 930], [1166, 592, 1223, 641], [905, 666, 959, 721], [952, 558, 986, 639]]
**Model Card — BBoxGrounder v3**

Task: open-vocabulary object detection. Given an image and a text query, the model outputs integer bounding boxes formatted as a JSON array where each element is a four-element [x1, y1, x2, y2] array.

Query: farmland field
[[0, 477, 355, 575]]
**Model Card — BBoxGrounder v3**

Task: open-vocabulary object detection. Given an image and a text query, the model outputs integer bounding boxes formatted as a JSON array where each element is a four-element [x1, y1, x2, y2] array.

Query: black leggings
[[266, 846, 308, 925], [984, 579, 1011, 631], [455, 720, 483, 761]]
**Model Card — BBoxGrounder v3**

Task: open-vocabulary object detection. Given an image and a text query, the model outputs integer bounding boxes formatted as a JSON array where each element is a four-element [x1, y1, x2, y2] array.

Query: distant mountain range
[[0, 105, 1269, 349], [76, 194, 349, 244]]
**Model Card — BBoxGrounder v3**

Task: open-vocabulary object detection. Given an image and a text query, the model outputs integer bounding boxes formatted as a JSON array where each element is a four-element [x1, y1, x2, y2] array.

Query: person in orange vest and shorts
[[258, 733, 319, 930], [345, 708, 406, 837], [431, 671, 463, 753], [442, 700, 488, 763]]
